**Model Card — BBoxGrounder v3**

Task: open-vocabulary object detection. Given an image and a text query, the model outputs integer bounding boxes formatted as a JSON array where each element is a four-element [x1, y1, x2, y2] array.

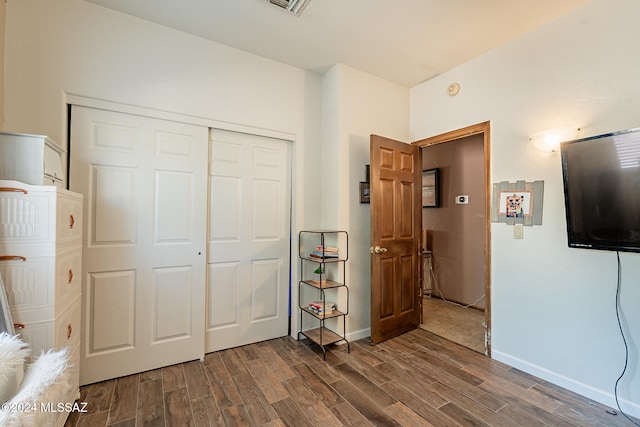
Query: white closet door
[[206, 129, 291, 352], [70, 106, 207, 385]]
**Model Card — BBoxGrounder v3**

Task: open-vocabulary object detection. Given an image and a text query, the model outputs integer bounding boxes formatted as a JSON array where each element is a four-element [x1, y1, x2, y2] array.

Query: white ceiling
[[84, 0, 590, 87]]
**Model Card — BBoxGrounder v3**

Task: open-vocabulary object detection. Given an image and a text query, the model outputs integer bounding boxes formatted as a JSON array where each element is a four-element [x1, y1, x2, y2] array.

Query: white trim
[[64, 93, 296, 142], [493, 350, 640, 419], [346, 328, 371, 343]]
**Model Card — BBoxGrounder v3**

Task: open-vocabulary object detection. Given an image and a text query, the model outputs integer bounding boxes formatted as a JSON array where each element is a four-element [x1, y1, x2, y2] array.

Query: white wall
[[411, 0, 640, 417], [320, 64, 409, 341], [3, 0, 323, 339], [3, 0, 411, 352]]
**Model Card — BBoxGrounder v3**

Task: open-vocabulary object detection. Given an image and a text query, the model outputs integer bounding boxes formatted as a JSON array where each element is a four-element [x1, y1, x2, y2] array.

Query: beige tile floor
[[420, 297, 486, 354]]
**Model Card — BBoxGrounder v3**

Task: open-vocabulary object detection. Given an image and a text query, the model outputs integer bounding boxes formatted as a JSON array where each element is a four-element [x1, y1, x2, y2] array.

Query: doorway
[[412, 122, 491, 355]]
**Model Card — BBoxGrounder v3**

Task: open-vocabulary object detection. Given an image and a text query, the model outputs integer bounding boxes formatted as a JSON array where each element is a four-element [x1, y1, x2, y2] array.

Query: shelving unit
[[298, 230, 350, 359]]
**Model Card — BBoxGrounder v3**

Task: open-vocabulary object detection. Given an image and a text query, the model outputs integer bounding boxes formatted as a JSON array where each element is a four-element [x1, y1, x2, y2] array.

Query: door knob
[[373, 246, 388, 254]]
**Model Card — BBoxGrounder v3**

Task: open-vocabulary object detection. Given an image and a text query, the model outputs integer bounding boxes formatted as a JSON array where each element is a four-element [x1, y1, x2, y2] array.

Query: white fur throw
[[0, 333, 30, 404], [0, 333, 30, 383], [0, 348, 72, 427]]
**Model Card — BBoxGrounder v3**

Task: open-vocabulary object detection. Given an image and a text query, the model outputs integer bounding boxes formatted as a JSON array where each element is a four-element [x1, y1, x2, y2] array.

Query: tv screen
[[560, 127, 640, 253]]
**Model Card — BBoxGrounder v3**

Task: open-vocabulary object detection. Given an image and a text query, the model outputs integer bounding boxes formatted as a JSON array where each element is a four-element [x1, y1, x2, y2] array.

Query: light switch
[[514, 224, 524, 239]]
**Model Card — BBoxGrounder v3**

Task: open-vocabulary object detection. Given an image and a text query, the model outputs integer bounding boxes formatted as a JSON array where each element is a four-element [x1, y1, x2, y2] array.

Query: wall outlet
[[514, 224, 524, 239], [455, 195, 469, 204]]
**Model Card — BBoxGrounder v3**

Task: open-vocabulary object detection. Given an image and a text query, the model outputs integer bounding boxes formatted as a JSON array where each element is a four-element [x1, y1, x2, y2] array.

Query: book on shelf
[[309, 250, 339, 259], [315, 245, 339, 253], [308, 300, 335, 308], [309, 245, 339, 259], [308, 301, 335, 313], [309, 308, 335, 315], [310, 308, 334, 315]]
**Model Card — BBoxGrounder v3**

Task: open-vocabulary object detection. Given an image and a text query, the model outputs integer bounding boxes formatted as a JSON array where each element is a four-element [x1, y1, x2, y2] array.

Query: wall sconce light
[[529, 126, 581, 153]]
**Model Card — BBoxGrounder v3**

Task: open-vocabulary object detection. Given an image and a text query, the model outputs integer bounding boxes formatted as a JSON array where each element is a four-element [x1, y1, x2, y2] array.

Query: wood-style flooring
[[64, 329, 638, 427]]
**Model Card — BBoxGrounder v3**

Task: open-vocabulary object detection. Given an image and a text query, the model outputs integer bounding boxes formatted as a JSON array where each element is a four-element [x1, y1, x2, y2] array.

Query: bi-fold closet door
[[70, 105, 291, 385], [206, 129, 291, 353]]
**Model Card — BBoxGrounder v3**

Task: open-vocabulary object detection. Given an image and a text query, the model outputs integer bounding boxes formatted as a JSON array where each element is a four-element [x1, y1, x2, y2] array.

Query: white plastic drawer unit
[[0, 131, 66, 187], [0, 180, 83, 427], [0, 181, 82, 255], [0, 249, 82, 324], [14, 295, 80, 352]]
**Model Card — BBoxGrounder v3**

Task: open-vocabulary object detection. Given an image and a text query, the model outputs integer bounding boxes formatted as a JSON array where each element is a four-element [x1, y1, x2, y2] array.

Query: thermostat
[[455, 195, 469, 204]]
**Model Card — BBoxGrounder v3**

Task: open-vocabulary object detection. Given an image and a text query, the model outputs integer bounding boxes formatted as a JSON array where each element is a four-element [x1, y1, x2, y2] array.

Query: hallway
[[421, 297, 486, 354]]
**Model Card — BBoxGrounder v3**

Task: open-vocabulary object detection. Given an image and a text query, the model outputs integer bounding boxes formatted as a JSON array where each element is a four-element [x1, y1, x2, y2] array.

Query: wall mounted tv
[[560, 127, 640, 253]]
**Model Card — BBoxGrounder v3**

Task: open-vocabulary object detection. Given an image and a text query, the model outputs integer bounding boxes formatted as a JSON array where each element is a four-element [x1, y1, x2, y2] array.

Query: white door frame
[[64, 95, 296, 142]]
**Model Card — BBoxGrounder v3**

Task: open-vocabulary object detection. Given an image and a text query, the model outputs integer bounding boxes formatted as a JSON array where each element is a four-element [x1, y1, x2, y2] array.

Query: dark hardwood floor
[[64, 328, 638, 426]]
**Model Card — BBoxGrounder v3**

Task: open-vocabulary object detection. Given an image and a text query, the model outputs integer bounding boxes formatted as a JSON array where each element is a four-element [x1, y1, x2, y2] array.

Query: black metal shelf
[[297, 230, 350, 359]]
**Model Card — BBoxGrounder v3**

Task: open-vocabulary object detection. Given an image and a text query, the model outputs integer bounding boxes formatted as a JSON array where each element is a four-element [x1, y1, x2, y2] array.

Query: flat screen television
[[560, 127, 640, 253]]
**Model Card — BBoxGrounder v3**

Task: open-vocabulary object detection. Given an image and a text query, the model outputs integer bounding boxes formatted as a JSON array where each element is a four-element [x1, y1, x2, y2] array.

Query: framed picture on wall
[[422, 168, 439, 208], [498, 190, 533, 218], [359, 182, 370, 203]]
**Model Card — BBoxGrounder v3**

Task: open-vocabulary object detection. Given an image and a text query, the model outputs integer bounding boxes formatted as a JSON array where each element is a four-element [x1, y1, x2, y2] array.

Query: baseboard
[[346, 328, 371, 344], [493, 350, 640, 420]]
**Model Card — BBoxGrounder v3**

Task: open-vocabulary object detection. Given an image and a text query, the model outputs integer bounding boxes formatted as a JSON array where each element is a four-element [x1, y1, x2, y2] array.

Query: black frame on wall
[[360, 165, 371, 204], [422, 168, 440, 208]]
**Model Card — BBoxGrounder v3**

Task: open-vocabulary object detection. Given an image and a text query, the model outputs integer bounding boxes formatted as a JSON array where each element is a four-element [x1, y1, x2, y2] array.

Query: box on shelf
[[0, 131, 65, 187]]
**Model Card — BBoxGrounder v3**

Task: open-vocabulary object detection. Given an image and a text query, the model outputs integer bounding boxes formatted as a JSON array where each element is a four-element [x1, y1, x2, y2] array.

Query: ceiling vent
[[268, 0, 311, 16]]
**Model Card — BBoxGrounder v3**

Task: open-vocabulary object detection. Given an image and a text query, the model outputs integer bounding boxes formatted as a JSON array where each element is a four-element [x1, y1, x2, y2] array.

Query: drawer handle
[[69, 214, 75, 229], [67, 323, 72, 340], [0, 187, 28, 194], [14, 323, 25, 330], [68, 269, 74, 284], [0, 256, 27, 262]]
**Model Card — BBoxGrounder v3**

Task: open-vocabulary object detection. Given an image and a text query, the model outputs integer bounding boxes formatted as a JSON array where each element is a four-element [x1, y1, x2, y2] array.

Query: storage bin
[[0, 132, 65, 187]]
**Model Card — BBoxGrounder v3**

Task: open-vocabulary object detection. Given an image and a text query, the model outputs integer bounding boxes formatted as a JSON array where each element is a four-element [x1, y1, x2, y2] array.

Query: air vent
[[268, 0, 310, 16]]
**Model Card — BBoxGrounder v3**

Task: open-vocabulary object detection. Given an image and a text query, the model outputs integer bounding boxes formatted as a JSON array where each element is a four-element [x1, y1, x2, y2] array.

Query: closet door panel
[[71, 105, 207, 385]]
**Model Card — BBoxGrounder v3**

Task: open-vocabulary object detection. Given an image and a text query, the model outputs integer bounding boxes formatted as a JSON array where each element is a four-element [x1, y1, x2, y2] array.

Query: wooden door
[[370, 135, 422, 344], [70, 106, 208, 385], [206, 129, 291, 352]]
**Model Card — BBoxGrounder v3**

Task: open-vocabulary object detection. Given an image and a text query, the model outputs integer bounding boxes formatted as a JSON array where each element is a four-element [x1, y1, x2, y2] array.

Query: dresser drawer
[[0, 181, 82, 255], [1, 250, 82, 323], [16, 321, 55, 362], [55, 248, 82, 312], [15, 296, 81, 361], [55, 296, 81, 351], [0, 255, 55, 323], [0, 186, 54, 245], [56, 192, 83, 246]]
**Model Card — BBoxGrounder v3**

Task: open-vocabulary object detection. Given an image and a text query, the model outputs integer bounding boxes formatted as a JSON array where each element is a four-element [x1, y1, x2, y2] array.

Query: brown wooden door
[[370, 134, 422, 344]]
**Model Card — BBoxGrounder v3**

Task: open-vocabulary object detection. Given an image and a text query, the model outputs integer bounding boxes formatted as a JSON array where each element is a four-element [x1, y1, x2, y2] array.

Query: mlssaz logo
[[40, 402, 89, 413]]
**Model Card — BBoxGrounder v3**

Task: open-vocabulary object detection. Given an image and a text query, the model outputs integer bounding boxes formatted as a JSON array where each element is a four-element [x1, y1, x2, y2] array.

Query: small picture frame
[[359, 182, 370, 203], [491, 180, 544, 226], [498, 190, 533, 218], [422, 168, 439, 208]]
